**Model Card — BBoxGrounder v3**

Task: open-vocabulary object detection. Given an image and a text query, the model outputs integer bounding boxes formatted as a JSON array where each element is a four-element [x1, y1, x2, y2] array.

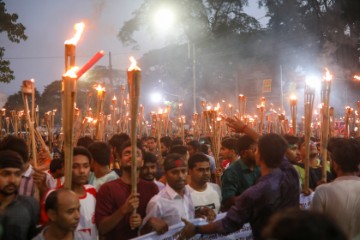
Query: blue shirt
[[215, 159, 300, 239]]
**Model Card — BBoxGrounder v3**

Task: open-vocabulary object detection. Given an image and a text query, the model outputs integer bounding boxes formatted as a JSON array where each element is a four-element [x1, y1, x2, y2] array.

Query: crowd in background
[[0, 117, 359, 240]]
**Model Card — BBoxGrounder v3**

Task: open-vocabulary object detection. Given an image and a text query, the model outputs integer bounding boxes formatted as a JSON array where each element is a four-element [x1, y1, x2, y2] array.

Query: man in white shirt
[[312, 138, 360, 240], [141, 153, 215, 235], [186, 153, 221, 214], [141, 153, 194, 235], [45, 158, 64, 189], [33, 188, 87, 240], [40, 147, 98, 240], [88, 142, 118, 191]]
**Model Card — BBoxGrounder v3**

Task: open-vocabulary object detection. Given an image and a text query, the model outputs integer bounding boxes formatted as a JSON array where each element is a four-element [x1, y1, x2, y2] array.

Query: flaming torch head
[[128, 56, 141, 71], [64, 22, 85, 45], [290, 94, 297, 106], [63, 67, 79, 78], [22, 79, 35, 94], [95, 84, 106, 100], [323, 68, 333, 82], [112, 96, 117, 105]]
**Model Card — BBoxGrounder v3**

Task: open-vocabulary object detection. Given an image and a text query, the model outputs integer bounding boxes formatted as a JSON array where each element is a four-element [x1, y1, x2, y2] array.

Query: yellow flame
[[95, 84, 105, 92], [206, 106, 212, 111], [354, 75, 360, 81], [63, 66, 79, 78], [65, 22, 85, 45], [128, 56, 141, 71], [324, 68, 333, 81], [112, 96, 117, 101], [290, 94, 297, 100]]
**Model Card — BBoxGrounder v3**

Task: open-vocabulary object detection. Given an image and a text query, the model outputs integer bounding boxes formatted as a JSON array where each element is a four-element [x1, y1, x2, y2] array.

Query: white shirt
[[41, 185, 98, 240], [45, 170, 64, 189], [154, 180, 165, 191], [186, 183, 222, 213], [89, 171, 119, 191], [77, 185, 98, 240], [312, 176, 360, 239], [143, 184, 194, 227]]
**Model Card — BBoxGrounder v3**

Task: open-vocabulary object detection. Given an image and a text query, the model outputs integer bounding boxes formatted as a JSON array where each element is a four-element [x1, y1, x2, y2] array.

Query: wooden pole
[[320, 73, 331, 182], [304, 83, 315, 192], [62, 73, 77, 189], [127, 57, 141, 215]]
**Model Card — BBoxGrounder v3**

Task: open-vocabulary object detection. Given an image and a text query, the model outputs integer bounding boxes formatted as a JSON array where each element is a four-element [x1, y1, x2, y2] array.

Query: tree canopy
[[118, 0, 360, 114], [118, 0, 260, 48], [0, 0, 27, 83]]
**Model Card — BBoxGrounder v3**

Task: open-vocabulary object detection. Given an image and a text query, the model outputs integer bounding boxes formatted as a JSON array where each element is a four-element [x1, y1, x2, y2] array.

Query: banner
[[299, 192, 314, 210], [262, 79, 272, 93], [132, 213, 253, 240]]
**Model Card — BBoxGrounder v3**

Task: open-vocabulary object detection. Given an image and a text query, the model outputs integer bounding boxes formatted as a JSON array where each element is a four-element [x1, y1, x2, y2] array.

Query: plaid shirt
[[19, 165, 35, 197]]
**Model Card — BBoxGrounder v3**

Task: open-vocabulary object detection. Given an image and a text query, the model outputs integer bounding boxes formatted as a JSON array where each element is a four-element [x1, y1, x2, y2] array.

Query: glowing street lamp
[[154, 8, 175, 32], [150, 92, 163, 103]]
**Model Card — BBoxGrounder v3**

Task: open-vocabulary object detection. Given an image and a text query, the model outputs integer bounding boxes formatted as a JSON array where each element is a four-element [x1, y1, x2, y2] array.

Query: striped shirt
[[19, 165, 35, 197]]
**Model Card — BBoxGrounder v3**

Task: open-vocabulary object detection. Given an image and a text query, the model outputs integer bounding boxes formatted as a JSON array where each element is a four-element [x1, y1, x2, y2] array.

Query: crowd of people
[[0, 116, 359, 240]]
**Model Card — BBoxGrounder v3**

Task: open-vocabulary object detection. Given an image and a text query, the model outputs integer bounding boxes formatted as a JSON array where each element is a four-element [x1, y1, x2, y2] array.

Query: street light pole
[[192, 42, 197, 113]]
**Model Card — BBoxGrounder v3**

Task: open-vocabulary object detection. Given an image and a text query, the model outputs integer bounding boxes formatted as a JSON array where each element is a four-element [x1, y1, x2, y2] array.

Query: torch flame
[[112, 96, 117, 101], [63, 66, 79, 78], [290, 94, 297, 100], [324, 68, 333, 81], [128, 56, 141, 71], [65, 22, 85, 45], [354, 75, 360, 81], [206, 105, 211, 111], [95, 84, 105, 92]]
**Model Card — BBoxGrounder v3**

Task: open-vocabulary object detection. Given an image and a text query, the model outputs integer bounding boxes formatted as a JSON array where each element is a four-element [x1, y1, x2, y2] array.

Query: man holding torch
[[95, 140, 158, 239]]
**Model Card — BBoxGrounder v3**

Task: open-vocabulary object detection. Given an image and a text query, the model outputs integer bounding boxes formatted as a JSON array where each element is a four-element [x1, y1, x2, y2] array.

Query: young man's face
[[0, 168, 22, 196], [140, 162, 157, 181], [160, 143, 168, 156], [241, 144, 257, 166], [50, 191, 81, 232], [166, 166, 187, 191], [286, 145, 300, 163], [72, 155, 90, 185], [189, 161, 210, 186], [220, 146, 233, 160], [53, 152, 61, 160], [186, 145, 196, 157], [146, 139, 156, 151], [121, 146, 143, 170], [300, 143, 318, 161]]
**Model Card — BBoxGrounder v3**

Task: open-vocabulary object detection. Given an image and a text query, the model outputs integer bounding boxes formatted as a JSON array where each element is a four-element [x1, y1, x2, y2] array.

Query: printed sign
[[132, 213, 253, 240], [262, 79, 272, 93]]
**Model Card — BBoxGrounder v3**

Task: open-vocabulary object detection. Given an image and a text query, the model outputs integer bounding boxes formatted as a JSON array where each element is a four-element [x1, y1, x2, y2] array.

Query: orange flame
[[323, 68, 333, 81], [290, 94, 297, 100], [354, 75, 360, 81], [63, 66, 79, 78], [128, 56, 141, 71], [65, 22, 85, 45], [95, 84, 105, 92], [112, 96, 117, 101]]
